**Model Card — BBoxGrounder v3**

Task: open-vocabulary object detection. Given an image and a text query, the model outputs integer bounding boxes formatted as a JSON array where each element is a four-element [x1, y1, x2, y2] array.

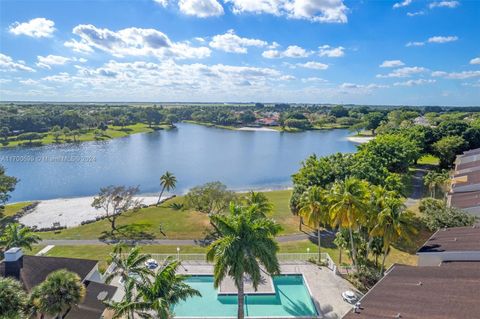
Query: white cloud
[[338, 82, 389, 94], [470, 57, 480, 65], [428, 35, 458, 43], [178, 0, 224, 17], [406, 41, 425, 47], [393, 0, 413, 9], [154, 0, 169, 6], [209, 29, 267, 53], [429, 1, 459, 9], [19, 79, 39, 85], [301, 77, 327, 83], [8, 17, 56, 38], [226, 0, 284, 15], [64, 24, 211, 59], [36, 55, 71, 69], [286, 0, 348, 23], [380, 60, 405, 68], [407, 11, 425, 16], [34, 59, 289, 100], [226, 0, 348, 23], [0, 53, 35, 72], [394, 79, 436, 86], [262, 45, 312, 59], [376, 66, 428, 78], [432, 70, 480, 79], [318, 45, 344, 57], [297, 61, 328, 70], [406, 35, 457, 47]]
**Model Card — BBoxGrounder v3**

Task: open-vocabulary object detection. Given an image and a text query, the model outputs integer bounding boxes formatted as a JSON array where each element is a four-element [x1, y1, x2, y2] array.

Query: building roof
[[65, 281, 118, 319], [1, 255, 98, 291], [452, 171, 480, 187], [417, 226, 480, 253], [449, 191, 480, 209], [456, 159, 480, 171], [463, 148, 480, 156], [343, 262, 480, 319]]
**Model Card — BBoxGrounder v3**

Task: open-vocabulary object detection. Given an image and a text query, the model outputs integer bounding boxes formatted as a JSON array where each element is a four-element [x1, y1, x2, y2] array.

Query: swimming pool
[[172, 275, 318, 318]]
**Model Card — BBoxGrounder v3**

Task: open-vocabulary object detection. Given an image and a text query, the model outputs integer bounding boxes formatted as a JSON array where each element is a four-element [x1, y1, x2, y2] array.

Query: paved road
[[40, 233, 313, 246], [404, 165, 428, 208]]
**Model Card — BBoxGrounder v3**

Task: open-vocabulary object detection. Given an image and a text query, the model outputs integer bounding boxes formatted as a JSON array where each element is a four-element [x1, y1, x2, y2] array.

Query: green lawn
[[34, 238, 418, 270], [32, 189, 424, 269], [1, 123, 174, 148], [39, 190, 301, 240], [418, 154, 440, 166], [3, 202, 33, 217]]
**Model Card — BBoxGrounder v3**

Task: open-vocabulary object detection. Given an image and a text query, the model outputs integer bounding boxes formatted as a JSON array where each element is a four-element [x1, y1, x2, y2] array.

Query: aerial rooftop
[[342, 262, 480, 319], [417, 226, 480, 253]]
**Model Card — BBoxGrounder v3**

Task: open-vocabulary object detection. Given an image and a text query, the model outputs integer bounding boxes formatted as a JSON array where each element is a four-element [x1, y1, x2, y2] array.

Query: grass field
[[36, 239, 418, 271], [418, 154, 440, 166], [2, 202, 33, 217], [32, 188, 426, 269], [0, 123, 174, 148], [38, 190, 299, 240]]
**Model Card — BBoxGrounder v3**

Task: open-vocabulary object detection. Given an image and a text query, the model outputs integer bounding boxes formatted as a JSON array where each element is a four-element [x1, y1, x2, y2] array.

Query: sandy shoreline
[[346, 136, 374, 144], [17, 186, 293, 229], [237, 126, 278, 132], [19, 195, 161, 229]]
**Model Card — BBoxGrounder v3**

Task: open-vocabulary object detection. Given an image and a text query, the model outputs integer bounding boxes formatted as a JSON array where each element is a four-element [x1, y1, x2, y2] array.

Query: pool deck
[[177, 262, 357, 319]]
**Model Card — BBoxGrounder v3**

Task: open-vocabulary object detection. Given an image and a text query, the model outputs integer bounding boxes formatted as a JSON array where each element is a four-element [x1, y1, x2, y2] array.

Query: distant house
[[255, 117, 279, 126], [342, 226, 480, 319], [413, 116, 431, 127], [0, 247, 120, 319]]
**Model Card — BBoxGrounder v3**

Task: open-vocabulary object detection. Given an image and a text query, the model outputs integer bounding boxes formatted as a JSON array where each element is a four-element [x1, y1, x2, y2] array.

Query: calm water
[[0, 123, 357, 202], [172, 275, 318, 318]]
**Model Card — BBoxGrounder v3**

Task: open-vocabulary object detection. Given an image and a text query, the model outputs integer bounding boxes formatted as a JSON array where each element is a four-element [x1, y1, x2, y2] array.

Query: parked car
[[145, 258, 159, 270], [342, 290, 358, 304]]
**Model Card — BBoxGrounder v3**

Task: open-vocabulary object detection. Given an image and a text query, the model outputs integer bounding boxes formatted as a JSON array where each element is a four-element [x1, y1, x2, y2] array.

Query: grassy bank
[[38, 190, 299, 240], [1, 123, 174, 148]]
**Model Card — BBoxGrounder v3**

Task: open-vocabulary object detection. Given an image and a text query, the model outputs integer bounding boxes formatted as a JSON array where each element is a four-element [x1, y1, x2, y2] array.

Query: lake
[[0, 123, 358, 202]]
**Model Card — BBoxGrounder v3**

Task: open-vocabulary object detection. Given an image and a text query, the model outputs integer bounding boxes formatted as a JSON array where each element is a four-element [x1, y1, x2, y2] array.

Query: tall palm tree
[[30, 269, 86, 319], [329, 177, 368, 268], [370, 197, 417, 274], [104, 244, 153, 287], [298, 186, 330, 261], [104, 280, 151, 319], [0, 223, 40, 251], [137, 259, 201, 318], [0, 277, 28, 319], [207, 205, 281, 319], [157, 171, 177, 205], [244, 191, 273, 216]]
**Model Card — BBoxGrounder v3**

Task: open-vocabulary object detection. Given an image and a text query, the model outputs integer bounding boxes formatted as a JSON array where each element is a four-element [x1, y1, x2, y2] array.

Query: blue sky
[[0, 0, 479, 105]]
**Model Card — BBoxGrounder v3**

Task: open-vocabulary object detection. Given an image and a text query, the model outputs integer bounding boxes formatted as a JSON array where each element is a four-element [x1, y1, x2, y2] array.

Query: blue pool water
[[172, 275, 318, 318]]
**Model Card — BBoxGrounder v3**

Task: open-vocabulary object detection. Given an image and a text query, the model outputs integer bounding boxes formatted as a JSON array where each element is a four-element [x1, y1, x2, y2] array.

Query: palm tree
[[157, 171, 177, 205], [30, 269, 86, 319], [329, 177, 368, 268], [0, 277, 28, 319], [370, 197, 417, 274], [207, 205, 281, 319], [104, 280, 151, 319], [298, 186, 330, 261], [244, 191, 273, 216], [137, 259, 201, 318], [0, 223, 40, 251], [104, 244, 153, 287]]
